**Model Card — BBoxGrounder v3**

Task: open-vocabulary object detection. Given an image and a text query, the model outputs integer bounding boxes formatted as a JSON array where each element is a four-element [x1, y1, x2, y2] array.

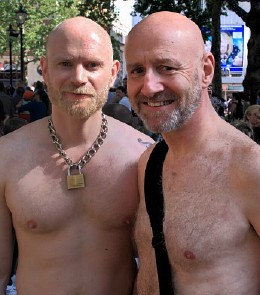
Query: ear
[[109, 60, 121, 88], [40, 56, 48, 83], [202, 53, 215, 89]]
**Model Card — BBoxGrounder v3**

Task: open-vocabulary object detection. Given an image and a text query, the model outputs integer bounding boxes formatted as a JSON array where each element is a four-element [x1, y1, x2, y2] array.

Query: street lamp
[[15, 4, 28, 82], [7, 24, 19, 87]]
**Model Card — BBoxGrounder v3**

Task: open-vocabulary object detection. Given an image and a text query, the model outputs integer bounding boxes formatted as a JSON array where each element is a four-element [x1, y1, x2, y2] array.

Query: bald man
[[0, 17, 153, 295], [125, 11, 260, 294]]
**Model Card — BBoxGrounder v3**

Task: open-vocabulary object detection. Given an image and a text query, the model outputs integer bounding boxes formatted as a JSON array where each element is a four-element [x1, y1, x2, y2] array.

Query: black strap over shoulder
[[144, 140, 174, 295]]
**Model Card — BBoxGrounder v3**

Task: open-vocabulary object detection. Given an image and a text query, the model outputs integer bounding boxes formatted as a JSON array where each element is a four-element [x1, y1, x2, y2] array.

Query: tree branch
[[225, 0, 248, 22]]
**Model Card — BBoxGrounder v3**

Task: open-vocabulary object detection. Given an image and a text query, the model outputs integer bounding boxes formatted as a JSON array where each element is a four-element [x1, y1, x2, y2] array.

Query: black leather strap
[[144, 140, 174, 295]]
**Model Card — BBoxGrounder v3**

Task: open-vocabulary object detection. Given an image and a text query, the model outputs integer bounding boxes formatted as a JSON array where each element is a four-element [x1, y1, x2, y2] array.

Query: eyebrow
[[127, 58, 180, 70]]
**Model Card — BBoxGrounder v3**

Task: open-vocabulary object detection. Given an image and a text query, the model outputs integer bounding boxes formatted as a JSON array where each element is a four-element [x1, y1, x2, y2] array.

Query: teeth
[[147, 101, 171, 107]]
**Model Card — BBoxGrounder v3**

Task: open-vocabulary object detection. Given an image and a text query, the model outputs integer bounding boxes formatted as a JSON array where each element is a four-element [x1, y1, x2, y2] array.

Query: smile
[[145, 101, 173, 107]]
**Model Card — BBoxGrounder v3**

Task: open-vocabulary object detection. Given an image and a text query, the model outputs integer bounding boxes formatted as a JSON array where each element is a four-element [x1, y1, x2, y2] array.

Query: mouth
[[145, 100, 173, 107], [65, 92, 93, 99]]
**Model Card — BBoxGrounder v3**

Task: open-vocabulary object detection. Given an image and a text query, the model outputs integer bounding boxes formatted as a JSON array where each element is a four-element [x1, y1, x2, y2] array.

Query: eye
[[130, 67, 145, 77], [60, 61, 72, 67], [88, 62, 98, 68], [85, 61, 102, 71], [158, 65, 176, 73]]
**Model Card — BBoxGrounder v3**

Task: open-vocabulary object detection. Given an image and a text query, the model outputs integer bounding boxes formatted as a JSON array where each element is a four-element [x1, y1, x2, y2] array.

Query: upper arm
[[244, 149, 260, 237], [0, 148, 14, 290], [137, 145, 155, 198]]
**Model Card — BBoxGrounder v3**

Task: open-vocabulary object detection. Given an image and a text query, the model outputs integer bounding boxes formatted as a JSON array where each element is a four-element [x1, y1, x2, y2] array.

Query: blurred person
[[17, 91, 47, 122], [102, 103, 133, 126], [244, 104, 260, 129], [244, 104, 260, 144], [256, 90, 260, 105], [0, 100, 5, 136], [231, 120, 254, 139], [16, 90, 34, 122], [112, 86, 132, 111], [0, 82, 13, 118], [3, 117, 27, 135]]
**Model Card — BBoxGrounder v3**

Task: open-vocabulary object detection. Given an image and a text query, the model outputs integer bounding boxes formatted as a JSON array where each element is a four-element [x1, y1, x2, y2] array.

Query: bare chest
[[162, 161, 249, 268], [6, 157, 138, 233]]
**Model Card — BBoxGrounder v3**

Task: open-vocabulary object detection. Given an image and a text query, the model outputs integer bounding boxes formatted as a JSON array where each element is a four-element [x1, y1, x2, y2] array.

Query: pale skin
[[0, 17, 153, 295], [125, 12, 260, 295]]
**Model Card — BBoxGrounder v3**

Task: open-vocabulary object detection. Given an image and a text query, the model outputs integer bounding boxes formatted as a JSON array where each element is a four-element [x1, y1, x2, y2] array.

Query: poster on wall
[[204, 25, 244, 76]]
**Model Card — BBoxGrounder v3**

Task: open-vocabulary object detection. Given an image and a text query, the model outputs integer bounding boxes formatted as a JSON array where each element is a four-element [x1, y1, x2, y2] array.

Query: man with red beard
[[125, 11, 260, 295], [0, 17, 153, 295]]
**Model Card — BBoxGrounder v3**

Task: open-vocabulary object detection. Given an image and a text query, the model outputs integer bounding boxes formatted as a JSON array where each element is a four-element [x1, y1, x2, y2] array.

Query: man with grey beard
[[0, 17, 153, 295], [125, 11, 260, 295]]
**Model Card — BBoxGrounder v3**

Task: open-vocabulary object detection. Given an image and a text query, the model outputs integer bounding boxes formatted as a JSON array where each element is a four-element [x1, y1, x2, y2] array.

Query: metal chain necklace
[[48, 112, 108, 190]]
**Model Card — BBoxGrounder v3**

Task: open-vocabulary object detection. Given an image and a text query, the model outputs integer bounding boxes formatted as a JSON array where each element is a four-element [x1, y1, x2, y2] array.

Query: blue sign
[[204, 25, 244, 76]]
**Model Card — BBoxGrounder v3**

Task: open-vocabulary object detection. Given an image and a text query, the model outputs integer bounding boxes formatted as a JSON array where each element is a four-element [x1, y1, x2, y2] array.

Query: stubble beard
[[133, 74, 202, 134], [48, 84, 109, 120]]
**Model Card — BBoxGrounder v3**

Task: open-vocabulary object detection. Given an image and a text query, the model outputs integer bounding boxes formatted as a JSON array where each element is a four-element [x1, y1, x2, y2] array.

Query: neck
[[162, 95, 223, 156], [48, 111, 108, 167], [50, 108, 103, 147]]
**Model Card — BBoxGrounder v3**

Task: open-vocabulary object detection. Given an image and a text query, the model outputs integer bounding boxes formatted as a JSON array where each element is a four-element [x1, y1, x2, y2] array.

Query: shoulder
[[106, 116, 155, 156], [224, 127, 260, 231], [0, 117, 47, 152], [107, 115, 153, 142]]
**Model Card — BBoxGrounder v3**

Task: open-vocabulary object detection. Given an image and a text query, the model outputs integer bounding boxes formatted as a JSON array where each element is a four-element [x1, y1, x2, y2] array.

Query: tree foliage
[[0, 0, 120, 64]]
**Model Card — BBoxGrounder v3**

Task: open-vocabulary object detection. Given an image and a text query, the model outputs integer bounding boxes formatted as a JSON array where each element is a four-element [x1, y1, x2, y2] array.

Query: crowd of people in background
[[209, 89, 260, 144], [0, 80, 50, 137]]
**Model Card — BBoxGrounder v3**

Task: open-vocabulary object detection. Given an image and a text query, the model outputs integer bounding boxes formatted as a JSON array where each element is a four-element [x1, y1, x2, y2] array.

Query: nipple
[[184, 250, 196, 260], [124, 218, 131, 225], [27, 219, 37, 229]]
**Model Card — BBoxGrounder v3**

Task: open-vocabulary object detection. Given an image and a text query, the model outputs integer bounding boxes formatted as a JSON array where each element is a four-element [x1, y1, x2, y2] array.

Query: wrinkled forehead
[[125, 27, 203, 67]]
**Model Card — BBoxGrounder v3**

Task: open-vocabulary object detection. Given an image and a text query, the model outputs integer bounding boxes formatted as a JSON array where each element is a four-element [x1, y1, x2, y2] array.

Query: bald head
[[126, 11, 205, 58], [46, 16, 113, 60]]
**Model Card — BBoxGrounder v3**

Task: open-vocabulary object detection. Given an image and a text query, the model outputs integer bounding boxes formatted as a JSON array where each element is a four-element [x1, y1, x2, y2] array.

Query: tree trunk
[[242, 0, 260, 104], [211, 0, 222, 98]]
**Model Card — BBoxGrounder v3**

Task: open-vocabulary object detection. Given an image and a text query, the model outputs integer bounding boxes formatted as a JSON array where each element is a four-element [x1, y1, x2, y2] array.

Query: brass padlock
[[67, 165, 85, 190]]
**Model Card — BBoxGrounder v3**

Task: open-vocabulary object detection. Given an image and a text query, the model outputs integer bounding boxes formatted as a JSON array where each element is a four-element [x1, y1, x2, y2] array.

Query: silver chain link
[[48, 113, 108, 169]]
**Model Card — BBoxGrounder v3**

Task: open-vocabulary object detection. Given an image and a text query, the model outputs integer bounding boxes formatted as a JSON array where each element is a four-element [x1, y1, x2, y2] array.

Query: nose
[[72, 64, 88, 86], [140, 69, 164, 98]]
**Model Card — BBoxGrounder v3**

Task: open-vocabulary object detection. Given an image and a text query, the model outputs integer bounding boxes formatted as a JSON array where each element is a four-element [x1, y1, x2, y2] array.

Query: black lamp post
[[7, 24, 19, 87], [15, 4, 28, 82]]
